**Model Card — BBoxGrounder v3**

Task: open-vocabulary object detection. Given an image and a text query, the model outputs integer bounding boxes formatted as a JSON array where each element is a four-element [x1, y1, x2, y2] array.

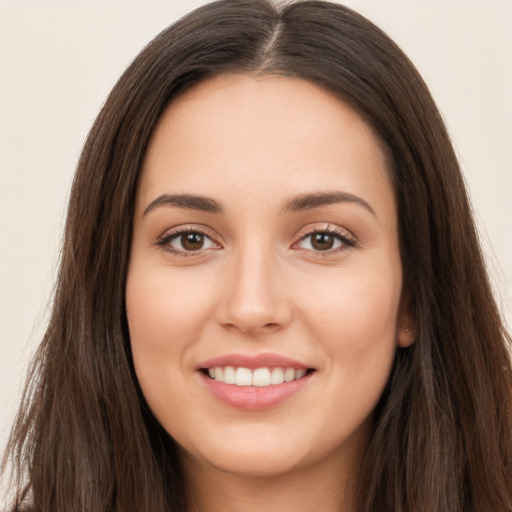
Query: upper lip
[[197, 352, 312, 370]]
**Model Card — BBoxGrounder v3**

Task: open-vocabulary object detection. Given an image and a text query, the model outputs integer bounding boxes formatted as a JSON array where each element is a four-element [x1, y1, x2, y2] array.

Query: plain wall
[[1, 0, 511, 477]]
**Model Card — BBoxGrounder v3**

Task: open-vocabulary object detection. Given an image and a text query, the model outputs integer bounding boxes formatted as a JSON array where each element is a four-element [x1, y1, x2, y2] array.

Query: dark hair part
[[3, 1, 511, 510]]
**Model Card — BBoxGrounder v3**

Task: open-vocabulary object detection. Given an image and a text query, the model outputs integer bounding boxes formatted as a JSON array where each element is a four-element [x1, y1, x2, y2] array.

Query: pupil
[[312, 233, 334, 251], [182, 232, 204, 251]]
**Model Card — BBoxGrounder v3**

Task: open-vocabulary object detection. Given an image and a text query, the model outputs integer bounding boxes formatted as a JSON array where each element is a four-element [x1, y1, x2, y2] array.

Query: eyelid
[[292, 224, 356, 254], [156, 224, 222, 256], [155, 223, 356, 258]]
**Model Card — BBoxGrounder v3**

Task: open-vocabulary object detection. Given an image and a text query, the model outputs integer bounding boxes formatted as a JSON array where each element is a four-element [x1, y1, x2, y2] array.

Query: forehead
[[138, 74, 395, 224]]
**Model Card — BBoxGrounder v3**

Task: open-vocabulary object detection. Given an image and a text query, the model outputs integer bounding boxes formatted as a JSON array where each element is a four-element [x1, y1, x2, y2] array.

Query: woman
[[2, 0, 511, 510]]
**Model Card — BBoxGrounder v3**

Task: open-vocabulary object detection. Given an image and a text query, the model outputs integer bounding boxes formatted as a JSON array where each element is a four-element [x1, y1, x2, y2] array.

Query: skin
[[126, 74, 414, 512]]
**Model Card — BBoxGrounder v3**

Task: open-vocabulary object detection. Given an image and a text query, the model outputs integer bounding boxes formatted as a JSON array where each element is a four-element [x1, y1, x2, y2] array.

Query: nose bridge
[[217, 236, 290, 333]]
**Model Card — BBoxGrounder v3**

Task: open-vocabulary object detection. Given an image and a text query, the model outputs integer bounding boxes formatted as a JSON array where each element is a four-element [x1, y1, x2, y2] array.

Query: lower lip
[[199, 371, 313, 411]]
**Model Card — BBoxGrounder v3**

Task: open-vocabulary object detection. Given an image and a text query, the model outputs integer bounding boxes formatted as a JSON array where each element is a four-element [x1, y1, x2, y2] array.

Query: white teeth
[[270, 367, 284, 385], [252, 368, 271, 387], [284, 368, 295, 382], [206, 366, 310, 386], [223, 365, 236, 384], [235, 367, 252, 386], [295, 369, 307, 379]]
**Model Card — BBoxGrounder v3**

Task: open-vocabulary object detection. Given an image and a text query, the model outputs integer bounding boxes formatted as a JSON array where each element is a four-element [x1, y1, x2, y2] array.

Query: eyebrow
[[143, 194, 223, 216], [143, 190, 375, 217], [282, 191, 375, 216]]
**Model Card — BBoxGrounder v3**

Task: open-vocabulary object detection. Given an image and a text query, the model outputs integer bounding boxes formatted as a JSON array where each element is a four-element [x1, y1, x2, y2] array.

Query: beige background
[[1, 0, 511, 478]]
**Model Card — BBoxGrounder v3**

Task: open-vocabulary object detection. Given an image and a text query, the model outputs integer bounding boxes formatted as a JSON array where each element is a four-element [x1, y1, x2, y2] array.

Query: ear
[[396, 292, 416, 348]]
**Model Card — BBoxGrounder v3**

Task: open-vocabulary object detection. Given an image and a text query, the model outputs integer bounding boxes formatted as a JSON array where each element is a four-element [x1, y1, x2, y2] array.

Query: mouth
[[197, 353, 316, 410], [200, 366, 315, 387]]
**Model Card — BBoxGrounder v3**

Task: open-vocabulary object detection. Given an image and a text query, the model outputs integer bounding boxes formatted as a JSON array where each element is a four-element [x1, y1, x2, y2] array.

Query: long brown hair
[[2, 1, 511, 510]]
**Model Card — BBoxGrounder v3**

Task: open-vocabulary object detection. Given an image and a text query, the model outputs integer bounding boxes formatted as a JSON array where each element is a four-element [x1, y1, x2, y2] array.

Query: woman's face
[[126, 74, 412, 479]]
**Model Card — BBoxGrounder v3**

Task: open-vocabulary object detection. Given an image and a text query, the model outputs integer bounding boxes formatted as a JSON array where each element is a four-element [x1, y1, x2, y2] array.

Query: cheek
[[126, 264, 210, 348], [125, 262, 219, 438], [297, 258, 402, 371], [125, 263, 212, 398]]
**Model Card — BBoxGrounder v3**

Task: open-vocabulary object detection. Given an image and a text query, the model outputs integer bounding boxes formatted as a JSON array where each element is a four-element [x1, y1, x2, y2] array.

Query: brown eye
[[159, 230, 217, 254], [295, 228, 355, 254], [181, 232, 205, 251], [311, 233, 335, 251]]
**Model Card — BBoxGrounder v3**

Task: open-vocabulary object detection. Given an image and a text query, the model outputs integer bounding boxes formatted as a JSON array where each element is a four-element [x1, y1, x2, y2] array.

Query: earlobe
[[397, 291, 416, 347], [397, 325, 416, 347]]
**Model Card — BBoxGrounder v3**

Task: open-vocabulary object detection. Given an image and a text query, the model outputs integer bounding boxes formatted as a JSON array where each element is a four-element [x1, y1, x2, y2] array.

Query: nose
[[215, 245, 293, 335]]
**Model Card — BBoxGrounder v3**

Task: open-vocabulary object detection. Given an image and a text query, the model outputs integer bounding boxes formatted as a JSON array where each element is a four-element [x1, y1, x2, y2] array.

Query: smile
[[205, 366, 309, 386], [197, 353, 316, 410]]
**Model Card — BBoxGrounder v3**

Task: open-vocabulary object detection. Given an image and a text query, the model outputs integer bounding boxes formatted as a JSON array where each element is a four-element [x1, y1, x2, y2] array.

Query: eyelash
[[294, 226, 356, 257], [156, 227, 219, 257], [156, 225, 356, 257]]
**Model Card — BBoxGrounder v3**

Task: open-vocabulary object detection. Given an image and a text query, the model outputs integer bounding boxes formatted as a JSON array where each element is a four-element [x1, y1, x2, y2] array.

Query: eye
[[157, 229, 218, 255], [295, 227, 356, 253]]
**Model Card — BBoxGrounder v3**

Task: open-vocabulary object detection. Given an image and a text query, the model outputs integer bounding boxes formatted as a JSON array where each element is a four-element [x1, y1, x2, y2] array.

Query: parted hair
[[2, 1, 512, 511]]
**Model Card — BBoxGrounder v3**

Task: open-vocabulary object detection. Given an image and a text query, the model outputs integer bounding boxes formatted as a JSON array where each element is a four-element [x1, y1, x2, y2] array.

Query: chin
[[197, 449, 307, 479], [178, 432, 314, 479]]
